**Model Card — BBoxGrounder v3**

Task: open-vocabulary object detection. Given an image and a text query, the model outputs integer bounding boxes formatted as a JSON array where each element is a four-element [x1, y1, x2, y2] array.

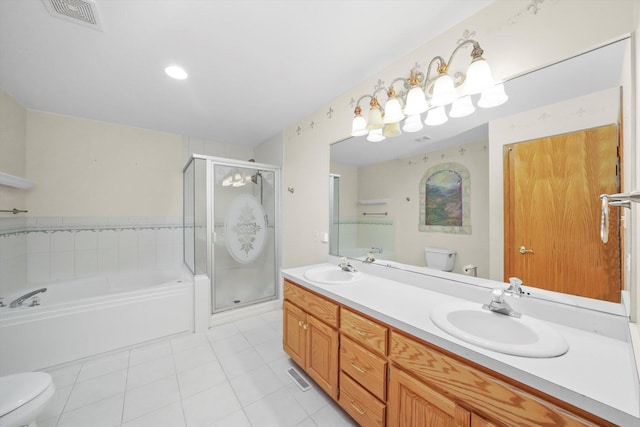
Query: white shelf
[[0, 172, 35, 189], [357, 198, 390, 205]]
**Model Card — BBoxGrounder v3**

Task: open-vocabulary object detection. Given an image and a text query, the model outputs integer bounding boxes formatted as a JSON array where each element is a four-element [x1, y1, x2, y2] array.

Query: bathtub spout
[[10, 288, 47, 308]]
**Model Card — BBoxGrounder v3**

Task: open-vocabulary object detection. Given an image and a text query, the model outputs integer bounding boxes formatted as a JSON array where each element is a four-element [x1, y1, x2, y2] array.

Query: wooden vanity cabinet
[[338, 308, 389, 426], [283, 280, 339, 399], [389, 331, 609, 427], [283, 279, 614, 427], [388, 365, 471, 427]]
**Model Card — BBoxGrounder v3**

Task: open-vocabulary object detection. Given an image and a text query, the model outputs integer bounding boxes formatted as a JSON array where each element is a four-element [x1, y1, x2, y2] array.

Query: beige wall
[[354, 140, 489, 275], [0, 89, 27, 210], [25, 111, 183, 217]]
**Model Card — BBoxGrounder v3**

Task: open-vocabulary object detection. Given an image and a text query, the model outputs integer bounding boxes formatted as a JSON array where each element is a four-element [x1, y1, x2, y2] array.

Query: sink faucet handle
[[491, 289, 505, 303]]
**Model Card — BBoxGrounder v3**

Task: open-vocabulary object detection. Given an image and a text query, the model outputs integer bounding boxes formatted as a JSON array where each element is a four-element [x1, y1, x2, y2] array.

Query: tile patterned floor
[[37, 308, 357, 427]]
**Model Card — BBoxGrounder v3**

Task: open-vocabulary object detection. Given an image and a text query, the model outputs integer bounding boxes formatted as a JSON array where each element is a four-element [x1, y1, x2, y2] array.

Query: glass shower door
[[212, 164, 276, 312]]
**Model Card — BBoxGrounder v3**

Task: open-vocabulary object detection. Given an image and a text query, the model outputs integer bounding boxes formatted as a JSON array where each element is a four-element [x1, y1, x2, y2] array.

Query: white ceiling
[[0, 0, 495, 148]]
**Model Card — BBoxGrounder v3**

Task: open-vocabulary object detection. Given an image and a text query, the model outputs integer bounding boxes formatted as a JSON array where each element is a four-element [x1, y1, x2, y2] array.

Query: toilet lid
[[0, 372, 53, 417]]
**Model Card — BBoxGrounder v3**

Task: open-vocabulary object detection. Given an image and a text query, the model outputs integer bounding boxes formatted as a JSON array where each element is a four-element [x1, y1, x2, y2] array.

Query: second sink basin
[[430, 300, 568, 358], [303, 266, 363, 285]]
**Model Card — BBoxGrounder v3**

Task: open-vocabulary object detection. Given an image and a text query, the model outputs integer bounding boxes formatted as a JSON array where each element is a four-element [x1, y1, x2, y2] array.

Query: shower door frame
[[195, 154, 281, 315]]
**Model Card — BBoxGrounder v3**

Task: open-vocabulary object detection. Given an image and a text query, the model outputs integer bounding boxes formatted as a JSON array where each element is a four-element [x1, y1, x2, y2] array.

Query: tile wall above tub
[[0, 216, 184, 296]]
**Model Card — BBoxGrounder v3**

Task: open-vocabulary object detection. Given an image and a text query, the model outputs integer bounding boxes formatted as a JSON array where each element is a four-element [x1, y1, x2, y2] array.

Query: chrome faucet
[[363, 252, 376, 264], [482, 289, 521, 318], [10, 288, 47, 308], [505, 277, 525, 297], [338, 257, 357, 272]]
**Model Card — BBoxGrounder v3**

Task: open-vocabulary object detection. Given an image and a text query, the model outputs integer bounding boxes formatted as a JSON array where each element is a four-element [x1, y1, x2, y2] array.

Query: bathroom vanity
[[282, 262, 640, 426]]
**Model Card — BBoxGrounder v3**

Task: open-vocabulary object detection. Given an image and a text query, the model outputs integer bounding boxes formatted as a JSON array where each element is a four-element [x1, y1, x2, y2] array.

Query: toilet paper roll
[[463, 264, 476, 275]]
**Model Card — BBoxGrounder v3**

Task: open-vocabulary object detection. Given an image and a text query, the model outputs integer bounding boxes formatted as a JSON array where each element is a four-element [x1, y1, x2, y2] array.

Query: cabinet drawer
[[341, 308, 388, 355], [339, 371, 385, 427], [284, 280, 339, 327], [340, 335, 387, 401], [390, 332, 605, 427]]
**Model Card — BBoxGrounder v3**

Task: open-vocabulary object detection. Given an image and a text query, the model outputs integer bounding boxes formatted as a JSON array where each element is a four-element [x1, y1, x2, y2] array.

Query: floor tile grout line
[[118, 349, 132, 426]]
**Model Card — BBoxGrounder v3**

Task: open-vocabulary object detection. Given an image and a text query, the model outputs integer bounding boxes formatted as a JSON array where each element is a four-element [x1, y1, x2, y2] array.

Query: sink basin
[[430, 301, 568, 358], [303, 266, 364, 285]]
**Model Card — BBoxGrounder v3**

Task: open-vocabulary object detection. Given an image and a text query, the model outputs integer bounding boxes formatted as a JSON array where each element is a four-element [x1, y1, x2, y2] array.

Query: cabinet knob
[[298, 320, 303, 327], [303, 323, 308, 330]]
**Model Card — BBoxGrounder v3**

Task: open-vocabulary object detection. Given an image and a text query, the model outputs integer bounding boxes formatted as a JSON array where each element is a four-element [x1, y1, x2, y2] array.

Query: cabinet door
[[306, 314, 339, 399], [388, 366, 470, 427], [283, 301, 306, 368], [471, 414, 498, 427]]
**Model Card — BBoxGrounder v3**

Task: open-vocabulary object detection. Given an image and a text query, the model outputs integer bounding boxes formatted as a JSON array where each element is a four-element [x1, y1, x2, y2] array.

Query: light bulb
[[366, 129, 386, 142], [366, 106, 384, 131], [431, 73, 456, 106], [464, 57, 494, 95], [402, 114, 424, 133], [449, 95, 475, 118], [383, 97, 404, 123], [478, 83, 508, 108], [425, 106, 448, 126], [383, 121, 401, 137], [404, 86, 429, 116], [351, 114, 367, 136]]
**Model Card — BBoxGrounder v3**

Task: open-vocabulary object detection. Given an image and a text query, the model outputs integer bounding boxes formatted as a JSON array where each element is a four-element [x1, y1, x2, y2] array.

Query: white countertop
[[282, 262, 640, 426]]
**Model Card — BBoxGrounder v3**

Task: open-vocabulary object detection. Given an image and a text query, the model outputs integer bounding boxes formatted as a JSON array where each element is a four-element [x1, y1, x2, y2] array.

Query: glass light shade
[[402, 114, 424, 133], [366, 128, 386, 142], [464, 57, 493, 95], [403, 86, 429, 116], [449, 95, 475, 118], [431, 73, 456, 106], [383, 121, 401, 137], [366, 106, 384, 131], [222, 176, 233, 187], [478, 83, 508, 108], [425, 106, 448, 126], [383, 97, 404, 123], [351, 114, 368, 136]]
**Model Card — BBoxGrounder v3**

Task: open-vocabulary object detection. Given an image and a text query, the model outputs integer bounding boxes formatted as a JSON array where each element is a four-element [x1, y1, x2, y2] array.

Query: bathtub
[[0, 269, 193, 375]]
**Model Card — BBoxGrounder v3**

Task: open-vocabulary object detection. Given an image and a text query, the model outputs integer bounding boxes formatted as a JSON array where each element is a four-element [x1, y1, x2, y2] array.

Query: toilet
[[424, 247, 457, 272], [0, 372, 55, 427]]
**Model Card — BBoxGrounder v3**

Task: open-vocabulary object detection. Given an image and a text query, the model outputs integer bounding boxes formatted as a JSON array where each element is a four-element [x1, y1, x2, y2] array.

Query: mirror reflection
[[330, 38, 631, 305]]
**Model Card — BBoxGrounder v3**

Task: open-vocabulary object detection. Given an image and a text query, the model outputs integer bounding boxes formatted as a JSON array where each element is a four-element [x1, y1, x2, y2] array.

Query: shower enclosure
[[183, 155, 280, 313]]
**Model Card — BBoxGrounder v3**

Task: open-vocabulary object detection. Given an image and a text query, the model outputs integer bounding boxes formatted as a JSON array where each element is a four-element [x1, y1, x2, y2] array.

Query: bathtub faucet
[[10, 288, 47, 308]]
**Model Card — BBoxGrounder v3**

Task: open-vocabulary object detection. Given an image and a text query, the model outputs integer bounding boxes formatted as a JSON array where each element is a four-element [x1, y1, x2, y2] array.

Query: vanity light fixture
[[164, 65, 188, 80], [350, 39, 508, 140]]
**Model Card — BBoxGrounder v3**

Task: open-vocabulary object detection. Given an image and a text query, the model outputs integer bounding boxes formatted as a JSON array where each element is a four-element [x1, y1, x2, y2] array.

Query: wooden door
[[283, 301, 306, 368], [504, 125, 621, 302], [387, 366, 470, 427], [305, 314, 339, 399]]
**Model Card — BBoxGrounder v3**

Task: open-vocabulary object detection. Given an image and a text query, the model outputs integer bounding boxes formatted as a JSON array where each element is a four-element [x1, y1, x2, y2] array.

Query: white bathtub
[[0, 269, 193, 375]]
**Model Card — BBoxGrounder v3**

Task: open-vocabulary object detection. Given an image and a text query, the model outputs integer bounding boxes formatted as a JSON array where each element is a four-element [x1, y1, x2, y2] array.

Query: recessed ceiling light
[[165, 65, 188, 80]]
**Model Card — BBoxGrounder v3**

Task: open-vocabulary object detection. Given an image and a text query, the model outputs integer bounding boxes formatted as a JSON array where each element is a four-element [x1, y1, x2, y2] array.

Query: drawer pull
[[353, 327, 367, 336], [350, 400, 367, 415], [350, 361, 368, 373]]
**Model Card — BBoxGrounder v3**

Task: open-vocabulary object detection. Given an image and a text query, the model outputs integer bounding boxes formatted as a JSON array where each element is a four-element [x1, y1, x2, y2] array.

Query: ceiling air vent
[[42, 0, 103, 31]]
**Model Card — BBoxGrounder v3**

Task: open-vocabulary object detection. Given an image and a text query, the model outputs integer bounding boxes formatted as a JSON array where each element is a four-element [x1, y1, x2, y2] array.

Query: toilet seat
[[0, 372, 54, 417]]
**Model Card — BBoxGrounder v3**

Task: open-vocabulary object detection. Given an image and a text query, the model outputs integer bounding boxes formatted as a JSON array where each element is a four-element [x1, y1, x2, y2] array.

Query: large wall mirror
[[330, 37, 632, 311]]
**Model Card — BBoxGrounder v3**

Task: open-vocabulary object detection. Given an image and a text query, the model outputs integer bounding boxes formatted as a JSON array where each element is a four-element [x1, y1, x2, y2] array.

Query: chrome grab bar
[[600, 191, 640, 243]]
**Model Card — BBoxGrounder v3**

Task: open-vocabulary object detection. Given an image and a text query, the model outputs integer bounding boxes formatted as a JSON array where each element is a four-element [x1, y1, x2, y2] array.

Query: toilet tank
[[424, 247, 456, 271]]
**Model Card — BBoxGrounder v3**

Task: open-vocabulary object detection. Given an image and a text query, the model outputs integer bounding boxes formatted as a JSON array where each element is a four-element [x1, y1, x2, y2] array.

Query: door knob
[[519, 246, 534, 254]]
